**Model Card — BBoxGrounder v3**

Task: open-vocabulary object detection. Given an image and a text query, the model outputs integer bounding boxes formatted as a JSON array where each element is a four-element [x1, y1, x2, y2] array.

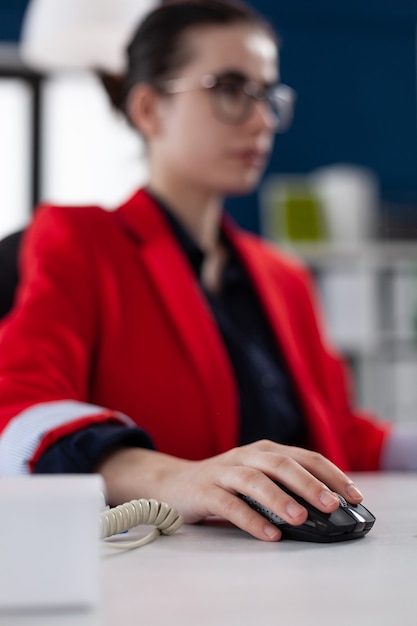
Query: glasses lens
[[210, 76, 251, 124], [205, 74, 296, 132], [269, 84, 296, 133]]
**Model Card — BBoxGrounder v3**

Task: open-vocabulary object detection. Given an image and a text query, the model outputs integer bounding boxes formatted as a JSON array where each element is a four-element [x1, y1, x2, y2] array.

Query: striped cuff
[[0, 400, 135, 476]]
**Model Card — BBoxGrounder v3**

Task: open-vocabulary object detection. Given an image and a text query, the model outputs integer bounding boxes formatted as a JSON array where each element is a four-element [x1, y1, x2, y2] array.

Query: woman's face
[[146, 23, 279, 196]]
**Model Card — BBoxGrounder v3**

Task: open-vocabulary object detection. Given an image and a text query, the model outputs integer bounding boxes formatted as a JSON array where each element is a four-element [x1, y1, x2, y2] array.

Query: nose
[[250, 99, 277, 132]]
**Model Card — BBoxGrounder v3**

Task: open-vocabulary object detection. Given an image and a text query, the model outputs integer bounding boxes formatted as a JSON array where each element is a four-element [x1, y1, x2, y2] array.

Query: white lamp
[[20, 0, 158, 73]]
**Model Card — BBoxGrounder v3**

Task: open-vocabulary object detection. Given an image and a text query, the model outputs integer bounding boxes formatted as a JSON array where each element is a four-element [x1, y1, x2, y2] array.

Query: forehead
[[181, 23, 279, 83]]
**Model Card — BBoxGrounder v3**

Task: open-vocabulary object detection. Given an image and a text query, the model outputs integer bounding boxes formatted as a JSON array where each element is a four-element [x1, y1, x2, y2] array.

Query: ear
[[126, 84, 162, 138]]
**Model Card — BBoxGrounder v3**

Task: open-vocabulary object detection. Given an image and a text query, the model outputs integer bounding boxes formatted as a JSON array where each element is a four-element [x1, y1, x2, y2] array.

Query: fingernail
[[319, 490, 339, 507], [263, 524, 280, 538], [347, 483, 363, 500], [286, 501, 305, 519]]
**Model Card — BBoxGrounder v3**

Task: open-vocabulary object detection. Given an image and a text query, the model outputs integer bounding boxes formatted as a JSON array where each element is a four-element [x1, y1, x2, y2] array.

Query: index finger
[[281, 447, 364, 504]]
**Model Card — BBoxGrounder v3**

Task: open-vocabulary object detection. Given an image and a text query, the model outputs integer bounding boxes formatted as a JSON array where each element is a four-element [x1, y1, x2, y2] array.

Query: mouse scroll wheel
[[337, 494, 348, 507]]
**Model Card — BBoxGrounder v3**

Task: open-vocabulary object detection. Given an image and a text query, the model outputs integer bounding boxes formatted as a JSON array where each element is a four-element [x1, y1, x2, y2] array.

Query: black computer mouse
[[239, 481, 375, 542]]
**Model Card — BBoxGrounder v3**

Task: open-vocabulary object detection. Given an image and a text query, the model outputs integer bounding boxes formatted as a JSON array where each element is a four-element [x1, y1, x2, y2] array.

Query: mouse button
[[354, 503, 376, 522], [350, 504, 376, 533], [346, 507, 366, 524], [345, 503, 375, 529], [327, 507, 356, 531]]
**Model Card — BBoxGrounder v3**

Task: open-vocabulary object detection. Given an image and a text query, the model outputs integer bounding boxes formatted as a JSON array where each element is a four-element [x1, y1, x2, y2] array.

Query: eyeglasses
[[160, 71, 296, 133]]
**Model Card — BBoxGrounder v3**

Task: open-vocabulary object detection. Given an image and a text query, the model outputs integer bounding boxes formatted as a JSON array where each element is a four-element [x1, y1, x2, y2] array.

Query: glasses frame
[[160, 72, 296, 133]]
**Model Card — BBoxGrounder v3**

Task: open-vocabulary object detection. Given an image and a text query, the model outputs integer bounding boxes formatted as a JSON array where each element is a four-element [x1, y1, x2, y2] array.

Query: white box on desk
[[0, 475, 103, 611]]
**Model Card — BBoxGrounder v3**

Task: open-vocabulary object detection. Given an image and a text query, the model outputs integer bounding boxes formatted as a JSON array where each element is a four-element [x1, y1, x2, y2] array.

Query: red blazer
[[0, 189, 389, 473]]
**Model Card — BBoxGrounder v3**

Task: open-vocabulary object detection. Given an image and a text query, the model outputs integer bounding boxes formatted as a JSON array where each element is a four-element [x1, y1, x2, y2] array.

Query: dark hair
[[101, 0, 277, 113]]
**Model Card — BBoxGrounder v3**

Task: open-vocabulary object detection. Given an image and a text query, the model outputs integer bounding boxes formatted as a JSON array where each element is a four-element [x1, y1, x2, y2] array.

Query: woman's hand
[[97, 440, 363, 542]]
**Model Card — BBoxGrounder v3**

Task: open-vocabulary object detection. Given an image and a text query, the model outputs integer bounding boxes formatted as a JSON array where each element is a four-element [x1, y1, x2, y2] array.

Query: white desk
[[1, 473, 416, 626]]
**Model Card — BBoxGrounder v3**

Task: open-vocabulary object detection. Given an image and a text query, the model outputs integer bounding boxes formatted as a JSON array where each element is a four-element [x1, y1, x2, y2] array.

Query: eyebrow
[[214, 70, 278, 89]]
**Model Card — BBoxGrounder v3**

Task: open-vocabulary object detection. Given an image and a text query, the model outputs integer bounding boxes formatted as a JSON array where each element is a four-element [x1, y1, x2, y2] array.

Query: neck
[[147, 175, 223, 253]]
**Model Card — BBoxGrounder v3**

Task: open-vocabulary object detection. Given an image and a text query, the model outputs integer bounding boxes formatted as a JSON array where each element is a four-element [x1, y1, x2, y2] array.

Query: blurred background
[[1, 0, 417, 423]]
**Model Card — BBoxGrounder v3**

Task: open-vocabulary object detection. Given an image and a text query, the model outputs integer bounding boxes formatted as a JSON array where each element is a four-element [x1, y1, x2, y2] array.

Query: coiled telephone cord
[[100, 498, 183, 550]]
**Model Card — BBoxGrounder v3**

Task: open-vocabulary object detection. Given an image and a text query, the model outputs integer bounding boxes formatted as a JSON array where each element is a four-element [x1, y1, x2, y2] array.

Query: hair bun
[[98, 72, 126, 112]]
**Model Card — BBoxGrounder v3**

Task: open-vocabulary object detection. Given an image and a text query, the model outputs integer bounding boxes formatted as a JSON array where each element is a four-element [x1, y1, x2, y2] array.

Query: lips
[[232, 148, 270, 167]]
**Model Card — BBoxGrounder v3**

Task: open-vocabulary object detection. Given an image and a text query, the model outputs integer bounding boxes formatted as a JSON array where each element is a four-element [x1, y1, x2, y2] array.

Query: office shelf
[[281, 240, 417, 424]]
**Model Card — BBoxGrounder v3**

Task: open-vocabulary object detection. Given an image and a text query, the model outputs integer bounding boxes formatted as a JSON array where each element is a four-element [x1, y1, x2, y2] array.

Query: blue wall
[[0, 0, 29, 41], [1, 0, 417, 234], [227, 1, 417, 233]]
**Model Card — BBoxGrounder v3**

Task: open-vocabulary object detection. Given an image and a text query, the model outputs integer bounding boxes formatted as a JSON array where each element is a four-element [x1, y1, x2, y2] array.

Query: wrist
[[96, 447, 192, 506]]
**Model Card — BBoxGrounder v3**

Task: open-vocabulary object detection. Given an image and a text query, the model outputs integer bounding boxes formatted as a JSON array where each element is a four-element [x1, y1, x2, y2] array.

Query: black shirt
[[34, 196, 306, 473]]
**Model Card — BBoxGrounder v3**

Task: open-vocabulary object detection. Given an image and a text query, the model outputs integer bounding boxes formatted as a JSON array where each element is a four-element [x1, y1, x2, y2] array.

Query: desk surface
[[2, 473, 417, 626]]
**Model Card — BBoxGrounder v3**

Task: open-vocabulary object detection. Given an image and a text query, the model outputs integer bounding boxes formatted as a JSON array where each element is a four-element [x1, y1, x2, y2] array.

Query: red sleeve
[[0, 205, 131, 473]]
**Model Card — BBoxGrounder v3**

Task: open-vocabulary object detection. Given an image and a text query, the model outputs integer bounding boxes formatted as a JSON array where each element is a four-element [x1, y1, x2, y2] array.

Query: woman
[[0, 0, 414, 542]]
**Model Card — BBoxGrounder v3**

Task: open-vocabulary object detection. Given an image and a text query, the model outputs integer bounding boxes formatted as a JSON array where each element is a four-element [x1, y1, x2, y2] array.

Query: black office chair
[[0, 230, 24, 318]]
